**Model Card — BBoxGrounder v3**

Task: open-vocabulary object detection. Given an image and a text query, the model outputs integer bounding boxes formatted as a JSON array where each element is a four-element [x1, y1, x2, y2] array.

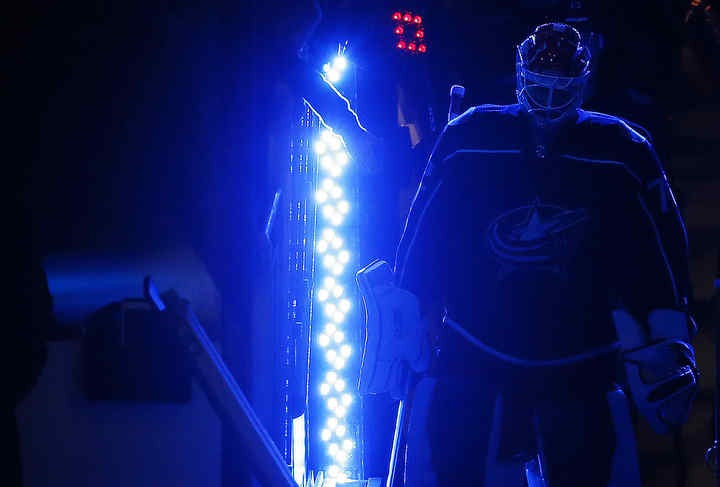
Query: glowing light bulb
[[329, 136, 342, 151], [325, 304, 337, 318], [338, 200, 350, 214], [315, 141, 327, 154], [327, 69, 341, 83], [339, 298, 351, 312], [317, 288, 329, 301], [326, 349, 337, 362], [335, 450, 348, 464], [321, 429, 331, 441], [327, 465, 341, 478], [333, 56, 348, 71], [336, 152, 349, 165], [334, 379, 346, 392], [327, 417, 338, 429], [335, 424, 346, 437], [315, 190, 328, 203], [338, 250, 350, 264], [328, 397, 339, 410], [330, 186, 342, 199], [343, 439, 354, 451], [333, 330, 345, 343], [333, 311, 345, 324], [335, 405, 347, 417], [323, 205, 336, 219], [320, 383, 331, 395], [332, 285, 344, 298], [326, 371, 338, 384], [318, 334, 330, 347], [317, 240, 328, 253], [325, 323, 337, 335], [323, 254, 336, 268], [332, 263, 344, 276], [340, 344, 351, 357], [331, 236, 343, 249], [330, 165, 342, 177], [322, 228, 335, 240], [328, 443, 340, 456], [320, 158, 335, 172], [341, 393, 353, 406], [334, 357, 346, 369], [331, 213, 344, 226]]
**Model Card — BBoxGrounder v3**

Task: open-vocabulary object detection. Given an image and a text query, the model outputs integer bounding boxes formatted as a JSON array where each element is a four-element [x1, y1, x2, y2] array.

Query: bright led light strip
[[314, 127, 355, 481]]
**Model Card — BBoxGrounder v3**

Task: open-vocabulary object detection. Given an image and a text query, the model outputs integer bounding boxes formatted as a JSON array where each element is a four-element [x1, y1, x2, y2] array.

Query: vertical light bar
[[313, 125, 355, 482], [292, 415, 306, 485]]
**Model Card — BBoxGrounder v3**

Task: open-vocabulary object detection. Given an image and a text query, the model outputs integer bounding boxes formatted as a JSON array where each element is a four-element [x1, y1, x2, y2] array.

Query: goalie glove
[[612, 309, 699, 435]]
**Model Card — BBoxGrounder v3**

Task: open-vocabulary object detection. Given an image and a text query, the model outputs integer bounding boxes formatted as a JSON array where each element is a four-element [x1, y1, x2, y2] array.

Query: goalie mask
[[516, 23, 591, 121]]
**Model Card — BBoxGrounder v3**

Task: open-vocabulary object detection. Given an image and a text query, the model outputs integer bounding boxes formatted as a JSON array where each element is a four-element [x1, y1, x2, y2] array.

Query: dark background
[[10, 0, 719, 485]]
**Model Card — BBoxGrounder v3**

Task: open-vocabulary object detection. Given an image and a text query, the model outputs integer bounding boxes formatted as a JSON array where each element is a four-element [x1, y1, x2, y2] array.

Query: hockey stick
[[706, 262, 720, 485]]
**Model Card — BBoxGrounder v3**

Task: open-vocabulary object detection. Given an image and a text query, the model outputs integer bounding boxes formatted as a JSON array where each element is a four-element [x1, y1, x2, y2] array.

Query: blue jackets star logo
[[487, 199, 589, 272]]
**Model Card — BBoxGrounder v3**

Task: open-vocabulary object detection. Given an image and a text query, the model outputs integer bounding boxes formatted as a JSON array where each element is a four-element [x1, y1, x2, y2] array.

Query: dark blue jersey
[[394, 104, 690, 371]]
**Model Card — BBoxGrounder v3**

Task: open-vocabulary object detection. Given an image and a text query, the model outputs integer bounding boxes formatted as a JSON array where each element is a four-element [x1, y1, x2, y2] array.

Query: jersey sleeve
[[635, 139, 691, 311], [612, 128, 694, 342]]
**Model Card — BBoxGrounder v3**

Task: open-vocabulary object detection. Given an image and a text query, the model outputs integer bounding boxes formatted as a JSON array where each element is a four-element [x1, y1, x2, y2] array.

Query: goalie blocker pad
[[612, 309, 698, 435], [356, 259, 430, 400]]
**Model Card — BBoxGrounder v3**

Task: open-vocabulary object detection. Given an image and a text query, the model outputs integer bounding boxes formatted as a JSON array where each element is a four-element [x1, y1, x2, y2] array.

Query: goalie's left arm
[[613, 131, 699, 434]]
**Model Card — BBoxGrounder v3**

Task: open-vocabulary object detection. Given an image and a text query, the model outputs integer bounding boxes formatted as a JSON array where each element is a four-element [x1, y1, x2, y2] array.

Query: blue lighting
[[333, 56, 348, 71], [312, 124, 357, 479], [323, 56, 349, 84]]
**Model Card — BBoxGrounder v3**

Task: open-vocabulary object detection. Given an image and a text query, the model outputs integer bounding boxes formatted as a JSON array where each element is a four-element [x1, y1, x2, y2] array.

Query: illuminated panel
[[313, 125, 356, 482]]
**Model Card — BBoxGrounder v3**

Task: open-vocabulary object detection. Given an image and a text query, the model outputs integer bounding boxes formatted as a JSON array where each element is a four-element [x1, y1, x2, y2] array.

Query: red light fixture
[[392, 10, 428, 55]]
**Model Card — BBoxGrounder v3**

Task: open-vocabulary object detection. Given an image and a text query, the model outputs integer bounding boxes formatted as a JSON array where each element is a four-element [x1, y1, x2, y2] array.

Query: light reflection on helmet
[[516, 23, 591, 120]]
